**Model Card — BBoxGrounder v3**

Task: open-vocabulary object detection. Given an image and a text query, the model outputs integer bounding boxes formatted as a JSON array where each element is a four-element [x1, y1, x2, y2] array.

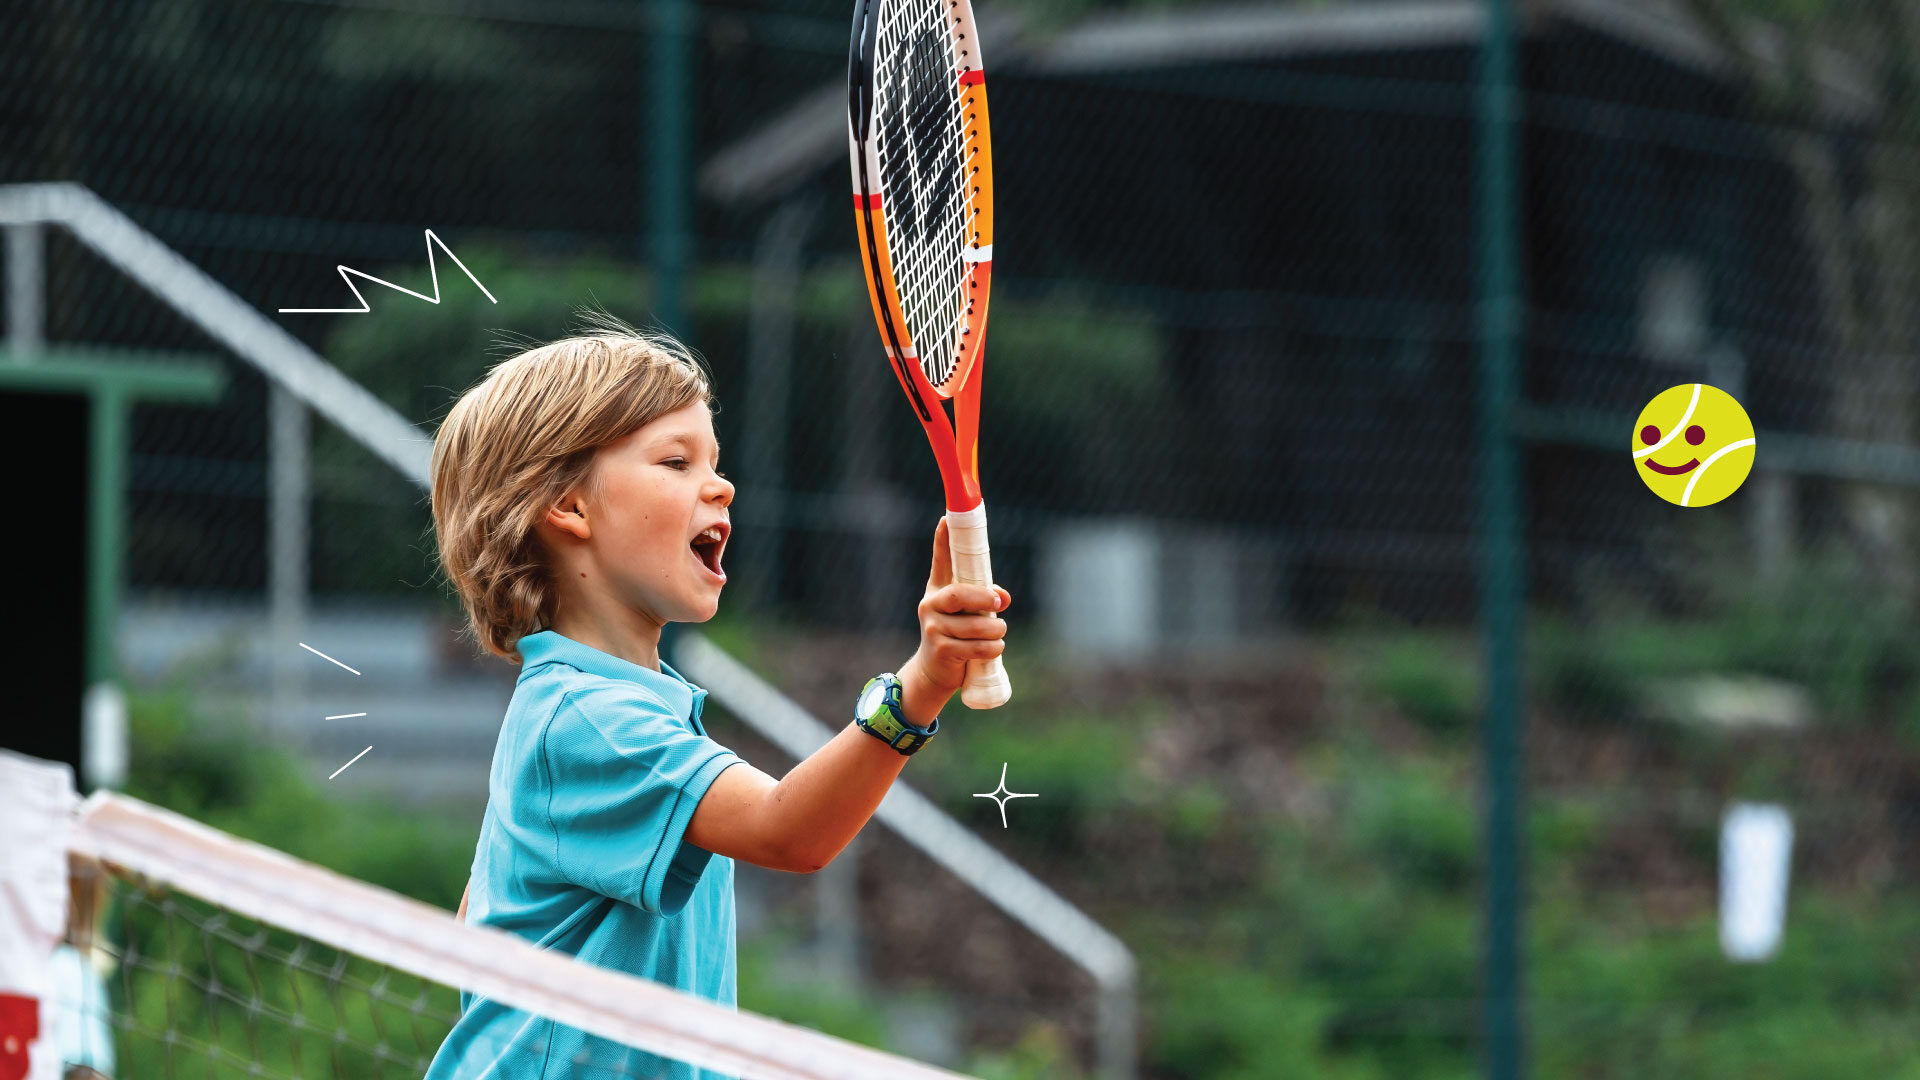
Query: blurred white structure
[[1720, 802, 1794, 962], [1040, 519, 1284, 661]]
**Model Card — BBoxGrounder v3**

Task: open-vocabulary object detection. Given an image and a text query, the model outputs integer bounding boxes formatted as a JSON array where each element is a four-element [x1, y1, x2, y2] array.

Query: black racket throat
[[850, 0, 931, 426], [848, 0, 880, 134]]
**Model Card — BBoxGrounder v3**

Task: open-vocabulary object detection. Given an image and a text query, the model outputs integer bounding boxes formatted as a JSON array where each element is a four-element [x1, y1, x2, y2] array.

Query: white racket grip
[[946, 503, 1013, 709]]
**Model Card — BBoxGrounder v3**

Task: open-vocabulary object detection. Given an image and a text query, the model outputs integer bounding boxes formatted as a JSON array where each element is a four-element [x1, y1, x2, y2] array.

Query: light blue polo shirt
[[426, 629, 746, 1080]]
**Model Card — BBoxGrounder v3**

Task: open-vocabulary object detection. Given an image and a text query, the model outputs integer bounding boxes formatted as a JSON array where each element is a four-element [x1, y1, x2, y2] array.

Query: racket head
[[847, 0, 995, 414]]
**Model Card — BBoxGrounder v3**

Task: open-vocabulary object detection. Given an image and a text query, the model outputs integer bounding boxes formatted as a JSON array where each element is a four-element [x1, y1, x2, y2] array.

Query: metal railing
[[0, 180, 1139, 1080]]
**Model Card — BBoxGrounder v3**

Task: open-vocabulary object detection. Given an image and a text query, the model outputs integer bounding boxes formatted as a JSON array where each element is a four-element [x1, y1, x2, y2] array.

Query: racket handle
[[946, 503, 1013, 709]]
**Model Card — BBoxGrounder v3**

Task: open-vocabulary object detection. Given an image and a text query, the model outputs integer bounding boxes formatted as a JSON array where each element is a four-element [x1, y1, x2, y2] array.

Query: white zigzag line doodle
[[280, 229, 498, 313]]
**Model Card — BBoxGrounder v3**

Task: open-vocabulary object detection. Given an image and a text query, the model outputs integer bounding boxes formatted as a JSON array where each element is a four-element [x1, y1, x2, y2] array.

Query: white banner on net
[[0, 752, 78, 1080], [0, 751, 974, 1080]]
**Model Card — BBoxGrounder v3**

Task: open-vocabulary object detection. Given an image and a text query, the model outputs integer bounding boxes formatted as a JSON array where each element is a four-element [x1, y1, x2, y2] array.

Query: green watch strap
[[854, 673, 938, 756]]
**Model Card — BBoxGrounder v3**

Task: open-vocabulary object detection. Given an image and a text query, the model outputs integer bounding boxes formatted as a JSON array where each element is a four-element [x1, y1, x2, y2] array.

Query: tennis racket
[[847, 0, 1010, 709]]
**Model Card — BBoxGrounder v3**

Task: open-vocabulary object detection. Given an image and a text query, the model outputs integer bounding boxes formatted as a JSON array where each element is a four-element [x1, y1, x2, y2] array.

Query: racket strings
[[871, 0, 977, 390]]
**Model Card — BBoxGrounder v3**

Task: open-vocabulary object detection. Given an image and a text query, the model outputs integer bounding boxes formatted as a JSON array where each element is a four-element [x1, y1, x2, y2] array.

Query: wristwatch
[[854, 673, 938, 756]]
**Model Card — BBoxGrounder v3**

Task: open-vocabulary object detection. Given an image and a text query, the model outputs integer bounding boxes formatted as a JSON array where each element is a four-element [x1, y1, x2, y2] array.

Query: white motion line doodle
[[279, 229, 498, 313], [302, 642, 370, 778], [298, 641, 361, 675], [329, 746, 372, 780]]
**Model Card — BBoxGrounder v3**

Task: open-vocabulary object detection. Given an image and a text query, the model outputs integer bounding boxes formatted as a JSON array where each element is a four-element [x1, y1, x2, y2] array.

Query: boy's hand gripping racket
[[848, 0, 1010, 708]]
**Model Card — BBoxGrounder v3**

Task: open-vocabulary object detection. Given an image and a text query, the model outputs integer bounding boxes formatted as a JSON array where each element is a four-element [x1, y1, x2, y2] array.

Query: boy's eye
[[662, 457, 689, 469]]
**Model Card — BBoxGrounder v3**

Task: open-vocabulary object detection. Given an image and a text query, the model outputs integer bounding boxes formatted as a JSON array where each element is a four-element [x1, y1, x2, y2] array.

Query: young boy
[[423, 316, 1008, 1080]]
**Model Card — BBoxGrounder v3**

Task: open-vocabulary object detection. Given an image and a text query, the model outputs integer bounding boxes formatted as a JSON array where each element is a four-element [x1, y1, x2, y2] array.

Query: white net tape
[[4, 781, 973, 1080]]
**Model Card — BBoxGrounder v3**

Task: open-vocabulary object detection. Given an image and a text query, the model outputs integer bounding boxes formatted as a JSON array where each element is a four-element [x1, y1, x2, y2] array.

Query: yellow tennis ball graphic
[[1632, 384, 1756, 507]]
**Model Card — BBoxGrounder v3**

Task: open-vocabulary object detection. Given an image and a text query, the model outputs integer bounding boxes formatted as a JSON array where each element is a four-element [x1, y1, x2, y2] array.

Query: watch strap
[[855, 673, 938, 756]]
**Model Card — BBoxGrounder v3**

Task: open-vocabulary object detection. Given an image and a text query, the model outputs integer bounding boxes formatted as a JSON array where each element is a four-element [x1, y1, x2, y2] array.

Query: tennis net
[[1, 752, 972, 1080]]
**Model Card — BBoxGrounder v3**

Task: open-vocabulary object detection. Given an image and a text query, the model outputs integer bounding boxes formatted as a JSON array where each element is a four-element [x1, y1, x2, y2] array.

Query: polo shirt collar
[[517, 629, 707, 723]]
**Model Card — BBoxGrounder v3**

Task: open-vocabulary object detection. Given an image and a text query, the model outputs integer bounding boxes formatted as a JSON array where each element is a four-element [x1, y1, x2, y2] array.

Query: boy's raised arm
[[685, 519, 1008, 875], [684, 760, 810, 872], [687, 736, 906, 874]]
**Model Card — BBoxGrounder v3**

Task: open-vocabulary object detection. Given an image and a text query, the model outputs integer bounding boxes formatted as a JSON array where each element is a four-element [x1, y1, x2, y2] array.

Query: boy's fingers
[[927, 518, 954, 591], [927, 632, 1006, 661], [926, 610, 1010, 640], [955, 638, 1007, 660], [928, 583, 1003, 616]]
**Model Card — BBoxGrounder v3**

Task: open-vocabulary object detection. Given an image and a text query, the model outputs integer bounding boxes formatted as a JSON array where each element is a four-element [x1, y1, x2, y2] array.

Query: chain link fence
[[9, 0, 1920, 1076]]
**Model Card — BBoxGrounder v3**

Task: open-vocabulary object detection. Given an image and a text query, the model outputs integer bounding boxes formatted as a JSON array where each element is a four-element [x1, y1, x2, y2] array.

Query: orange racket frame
[[848, 0, 1010, 708]]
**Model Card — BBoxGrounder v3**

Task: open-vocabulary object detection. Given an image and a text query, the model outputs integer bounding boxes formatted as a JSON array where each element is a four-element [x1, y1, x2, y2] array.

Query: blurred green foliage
[[720, 601, 1920, 1079], [1536, 544, 1920, 737], [106, 887, 460, 1078], [112, 672, 1082, 1078], [1351, 629, 1481, 735], [1529, 893, 1920, 1080], [123, 677, 472, 899], [738, 929, 1085, 1080], [918, 700, 1148, 854], [112, 589, 1920, 1079], [109, 677, 474, 1077]]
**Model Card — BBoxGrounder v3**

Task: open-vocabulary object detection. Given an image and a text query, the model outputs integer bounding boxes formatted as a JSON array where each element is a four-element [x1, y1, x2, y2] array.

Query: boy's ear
[[544, 497, 591, 541]]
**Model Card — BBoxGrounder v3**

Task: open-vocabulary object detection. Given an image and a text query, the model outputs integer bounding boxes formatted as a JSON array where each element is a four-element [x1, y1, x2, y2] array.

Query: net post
[[269, 382, 312, 736], [648, 0, 695, 336], [83, 389, 128, 793], [1094, 967, 1137, 1080], [5, 221, 43, 361], [0, 752, 81, 1080], [741, 197, 815, 610], [1475, 0, 1527, 1075]]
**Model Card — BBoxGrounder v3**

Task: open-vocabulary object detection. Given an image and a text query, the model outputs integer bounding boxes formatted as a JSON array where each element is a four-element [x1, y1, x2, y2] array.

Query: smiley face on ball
[[1640, 420, 1705, 475], [1632, 384, 1756, 507]]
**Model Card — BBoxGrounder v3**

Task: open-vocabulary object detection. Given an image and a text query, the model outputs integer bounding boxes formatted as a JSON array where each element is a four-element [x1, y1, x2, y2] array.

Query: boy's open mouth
[[690, 523, 728, 580]]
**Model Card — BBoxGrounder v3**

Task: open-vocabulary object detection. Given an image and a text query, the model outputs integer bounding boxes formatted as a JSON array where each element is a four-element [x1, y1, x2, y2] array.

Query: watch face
[[858, 679, 887, 719]]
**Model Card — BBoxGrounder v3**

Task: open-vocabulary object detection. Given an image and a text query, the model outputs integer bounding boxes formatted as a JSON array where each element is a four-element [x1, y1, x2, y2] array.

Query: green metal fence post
[[86, 386, 126, 693], [650, 0, 694, 337], [650, 0, 695, 665], [1476, 0, 1526, 1075]]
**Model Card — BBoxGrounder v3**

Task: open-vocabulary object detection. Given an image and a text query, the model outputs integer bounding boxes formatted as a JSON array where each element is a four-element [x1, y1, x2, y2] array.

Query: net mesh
[[48, 796, 973, 1080], [81, 883, 461, 1079], [870, 0, 974, 391]]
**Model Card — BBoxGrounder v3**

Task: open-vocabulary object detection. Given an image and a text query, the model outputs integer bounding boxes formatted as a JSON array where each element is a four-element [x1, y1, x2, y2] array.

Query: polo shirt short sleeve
[[544, 683, 740, 914], [426, 630, 746, 1080]]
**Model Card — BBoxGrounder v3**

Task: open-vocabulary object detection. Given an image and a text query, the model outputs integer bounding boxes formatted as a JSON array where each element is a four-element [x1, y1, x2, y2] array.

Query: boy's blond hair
[[430, 314, 712, 663]]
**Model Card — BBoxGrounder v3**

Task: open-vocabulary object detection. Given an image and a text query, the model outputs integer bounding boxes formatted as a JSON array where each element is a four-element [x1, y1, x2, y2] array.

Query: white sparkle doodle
[[973, 762, 1038, 829], [280, 229, 498, 313]]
